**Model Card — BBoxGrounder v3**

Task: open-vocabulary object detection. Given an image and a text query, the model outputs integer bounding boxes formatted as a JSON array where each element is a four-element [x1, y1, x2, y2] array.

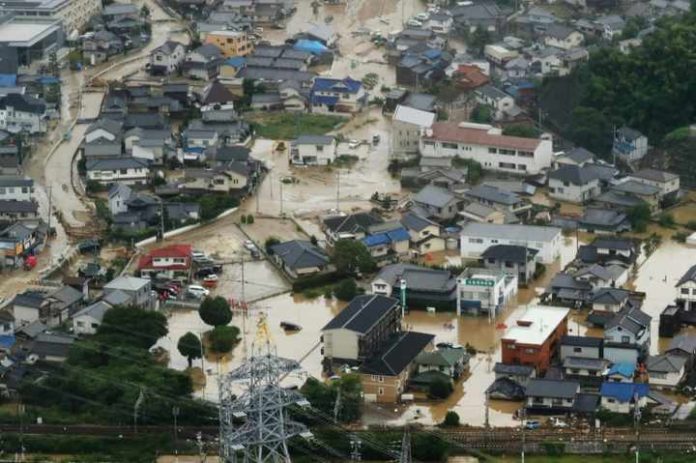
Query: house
[[322, 212, 383, 245], [290, 135, 337, 166], [459, 202, 508, 225], [646, 354, 686, 390], [426, 11, 454, 35], [480, 244, 538, 285], [578, 208, 631, 234], [86, 157, 150, 186], [400, 211, 445, 255], [451, 2, 506, 34], [102, 276, 152, 309], [149, 41, 186, 75], [604, 305, 651, 361], [124, 128, 175, 164], [371, 264, 457, 311], [400, 157, 468, 192], [493, 363, 536, 387], [0, 176, 34, 202], [298, 23, 337, 47], [548, 164, 602, 203], [199, 80, 235, 116], [605, 362, 636, 383], [0, 222, 43, 266], [181, 165, 250, 195], [419, 122, 553, 175], [165, 202, 201, 224], [0, 200, 38, 221], [72, 301, 111, 335], [310, 77, 367, 114], [0, 146, 20, 176], [666, 335, 696, 359], [601, 180, 660, 213], [102, 2, 139, 22], [560, 336, 603, 361], [457, 267, 517, 317], [628, 169, 679, 203], [525, 379, 580, 413], [82, 30, 123, 65], [137, 244, 192, 280], [595, 15, 626, 40], [573, 264, 625, 289], [11, 291, 49, 327], [600, 382, 649, 414], [321, 295, 402, 364], [553, 147, 595, 168], [563, 357, 609, 386], [453, 64, 490, 91], [0, 94, 47, 134], [590, 288, 637, 315], [359, 331, 435, 403], [269, 240, 329, 278], [47, 286, 85, 321], [474, 85, 515, 120], [460, 223, 562, 264], [414, 347, 469, 379], [577, 237, 639, 267], [412, 185, 462, 221], [391, 105, 436, 159], [464, 184, 530, 216], [205, 30, 253, 58], [676, 264, 696, 311], [612, 126, 648, 162], [361, 226, 410, 260], [30, 332, 76, 363], [501, 306, 569, 373], [542, 24, 583, 50], [183, 44, 223, 80]]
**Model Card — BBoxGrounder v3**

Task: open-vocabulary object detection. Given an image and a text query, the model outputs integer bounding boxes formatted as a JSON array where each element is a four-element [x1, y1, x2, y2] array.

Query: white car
[[406, 19, 423, 28], [348, 139, 360, 149], [187, 285, 210, 298], [192, 250, 206, 259], [243, 240, 257, 251], [415, 12, 429, 21]]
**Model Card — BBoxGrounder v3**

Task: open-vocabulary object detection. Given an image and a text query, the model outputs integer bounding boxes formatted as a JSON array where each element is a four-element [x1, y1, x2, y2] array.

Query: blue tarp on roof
[[224, 57, 246, 68], [0, 335, 15, 349], [0, 74, 17, 87], [607, 362, 635, 378], [293, 39, 329, 55], [362, 234, 390, 247], [385, 228, 410, 242], [423, 48, 442, 60], [312, 95, 339, 106], [37, 76, 60, 85], [600, 382, 649, 402], [185, 146, 206, 153], [312, 77, 362, 93]]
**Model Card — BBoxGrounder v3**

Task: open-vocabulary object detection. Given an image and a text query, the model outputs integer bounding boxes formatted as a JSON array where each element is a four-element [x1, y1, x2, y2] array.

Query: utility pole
[[336, 169, 340, 212], [172, 406, 180, 462], [350, 439, 362, 461], [634, 393, 641, 463], [134, 387, 145, 434], [279, 177, 284, 217], [399, 428, 411, 463], [521, 407, 526, 463], [47, 185, 52, 232]]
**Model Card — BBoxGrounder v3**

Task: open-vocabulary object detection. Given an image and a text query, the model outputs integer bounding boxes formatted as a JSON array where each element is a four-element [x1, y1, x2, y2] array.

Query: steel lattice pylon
[[219, 317, 307, 463]]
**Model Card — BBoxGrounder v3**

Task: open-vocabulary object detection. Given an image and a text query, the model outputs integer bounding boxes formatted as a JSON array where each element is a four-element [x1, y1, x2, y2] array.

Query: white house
[[426, 12, 454, 34], [612, 126, 648, 162], [474, 85, 515, 120], [675, 265, 696, 311], [560, 336, 603, 361], [391, 105, 436, 159], [290, 135, 337, 166], [646, 354, 686, 390], [604, 306, 651, 363], [0, 177, 35, 202], [420, 122, 553, 175], [457, 267, 517, 317], [548, 164, 601, 203], [459, 222, 562, 264], [310, 77, 367, 114], [107, 183, 132, 215], [0, 94, 47, 134], [600, 382, 649, 414], [628, 169, 679, 200], [542, 24, 584, 50], [86, 157, 150, 186], [72, 301, 111, 335], [149, 40, 186, 75]]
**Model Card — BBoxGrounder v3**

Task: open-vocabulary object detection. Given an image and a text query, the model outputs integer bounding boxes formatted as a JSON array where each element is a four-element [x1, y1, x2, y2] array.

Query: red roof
[[137, 244, 192, 270], [424, 122, 542, 152], [455, 65, 490, 90]]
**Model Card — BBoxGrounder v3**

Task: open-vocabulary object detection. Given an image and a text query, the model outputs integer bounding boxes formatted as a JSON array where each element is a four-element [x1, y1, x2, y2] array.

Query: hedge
[[292, 271, 347, 292]]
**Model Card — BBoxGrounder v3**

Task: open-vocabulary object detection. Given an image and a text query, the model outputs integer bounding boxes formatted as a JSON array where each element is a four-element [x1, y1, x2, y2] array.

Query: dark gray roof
[[667, 335, 696, 355], [86, 157, 149, 171], [87, 117, 122, 136], [323, 212, 383, 235], [580, 208, 628, 228], [414, 184, 456, 208], [49, 286, 83, 307], [561, 335, 603, 348], [617, 126, 643, 141], [676, 264, 696, 287], [12, 291, 46, 309], [294, 135, 334, 145], [0, 176, 33, 188], [646, 354, 686, 374], [493, 363, 535, 376], [466, 184, 520, 205], [630, 169, 678, 183], [73, 301, 111, 322], [200, 81, 235, 105], [360, 331, 434, 376], [606, 305, 651, 335], [550, 273, 592, 291], [374, 264, 456, 293], [591, 287, 630, 305], [192, 43, 223, 59], [544, 24, 577, 40], [563, 148, 595, 164], [526, 379, 579, 399], [322, 295, 399, 334], [152, 40, 184, 56], [270, 240, 328, 270], [0, 200, 37, 213], [591, 236, 635, 252], [549, 164, 600, 186], [563, 356, 607, 370], [612, 180, 660, 196], [402, 93, 437, 112], [481, 244, 537, 264], [573, 393, 600, 414], [400, 211, 438, 232]]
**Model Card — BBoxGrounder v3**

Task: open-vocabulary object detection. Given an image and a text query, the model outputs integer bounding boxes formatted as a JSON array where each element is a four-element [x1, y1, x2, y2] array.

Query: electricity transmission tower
[[218, 315, 309, 463]]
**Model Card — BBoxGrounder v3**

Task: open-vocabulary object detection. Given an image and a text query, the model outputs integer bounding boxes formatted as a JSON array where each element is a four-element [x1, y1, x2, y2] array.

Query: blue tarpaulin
[[0, 74, 17, 87], [293, 39, 328, 55]]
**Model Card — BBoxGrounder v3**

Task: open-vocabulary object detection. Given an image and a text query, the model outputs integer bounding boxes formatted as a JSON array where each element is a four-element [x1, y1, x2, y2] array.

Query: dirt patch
[[358, 0, 397, 23], [239, 217, 311, 248]]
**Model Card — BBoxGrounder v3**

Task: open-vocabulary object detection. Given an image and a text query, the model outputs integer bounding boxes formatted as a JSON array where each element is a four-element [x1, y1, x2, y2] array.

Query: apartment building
[[0, 0, 102, 34], [204, 30, 254, 58]]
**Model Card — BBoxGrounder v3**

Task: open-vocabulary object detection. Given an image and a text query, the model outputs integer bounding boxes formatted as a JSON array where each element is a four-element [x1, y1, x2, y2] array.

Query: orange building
[[204, 30, 253, 58], [501, 306, 569, 374]]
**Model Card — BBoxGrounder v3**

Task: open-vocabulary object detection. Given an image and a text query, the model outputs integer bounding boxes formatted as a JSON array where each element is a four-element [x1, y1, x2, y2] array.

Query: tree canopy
[[96, 305, 167, 350], [331, 240, 376, 275], [177, 332, 202, 368], [208, 325, 240, 354], [199, 296, 232, 327], [301, 375, 362, 423]]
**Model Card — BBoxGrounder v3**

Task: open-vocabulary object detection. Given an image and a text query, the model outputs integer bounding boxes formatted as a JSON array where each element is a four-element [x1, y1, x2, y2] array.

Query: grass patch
[[248, 112, 345, 139]]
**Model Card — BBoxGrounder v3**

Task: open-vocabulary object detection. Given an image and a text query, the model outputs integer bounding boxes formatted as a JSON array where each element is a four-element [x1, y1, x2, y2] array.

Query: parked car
[[195, 267, 217, 279], [77, 239, 101, 254], [372, 134, 381, 145], [348, 139, 360, 149], [192, 250, 206, 259], [549, 417, 568, 428], [525, 420, 541, 430], [187, 285, 210, 298], [406, 19, 423, 28], [243, 240, 258, 252]]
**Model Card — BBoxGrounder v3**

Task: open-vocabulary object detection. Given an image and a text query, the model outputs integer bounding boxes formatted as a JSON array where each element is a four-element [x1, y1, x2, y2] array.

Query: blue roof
[[185, 146, 206, 153], [38, 76, 60, 85], [312, 77, 362, 94], [312, 95, 339, 106], [386, 228, 410, 242], [607, 362, 635, 378], [294, 39, 328, 55], [0, 74, 17, 87], [0, 334, 15, 349], [423, 48, 442, 60], [600, 382, 649, 402], [224, 57, 246, 68], [362, 234, 390, 247]]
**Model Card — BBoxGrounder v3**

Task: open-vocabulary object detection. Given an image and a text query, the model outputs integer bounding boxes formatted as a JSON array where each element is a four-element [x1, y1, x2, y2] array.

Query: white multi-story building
[[459, 222, 563, 264], [0, 0, 102, 34], [0, 94, 47, 134], [0, 176, 34, 202], [419, 122, 553, 175], [456, 268, 517, 318], [86, 158, 150, 186], [391, 104, 436, 159], [290, 135, 337, 166]]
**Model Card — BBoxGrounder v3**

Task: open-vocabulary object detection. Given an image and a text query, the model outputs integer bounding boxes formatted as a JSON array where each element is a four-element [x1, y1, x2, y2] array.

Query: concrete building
[[85, 158, 150, 186], [391, 104, 436, 159], [102, 276, 152, 309], [460, 222, 563, 264], [204, 30, 254, 58], [501, 305, 569, 374], [480, 244, 538, 285], [0, 93, 47, 134], [457, 267, 517, 317], [290, 135, 337, 166], [0, 0, 101, 35], [137, 244, 192, 281], [0, 15, 63, 67], [420, 122, 553, 175]]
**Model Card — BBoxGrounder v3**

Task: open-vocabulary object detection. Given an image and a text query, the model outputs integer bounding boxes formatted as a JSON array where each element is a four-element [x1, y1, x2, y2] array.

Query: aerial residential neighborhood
[[0, 0, 694, 461]]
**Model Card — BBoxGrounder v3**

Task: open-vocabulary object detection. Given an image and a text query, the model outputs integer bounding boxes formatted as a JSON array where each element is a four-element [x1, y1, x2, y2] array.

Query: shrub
[[658, 212, 675, 228], [246, 214, 254, 224], [443, 411, 460, 427], [208, 326, 240, 354], [198, 297, 232, 327], [265, 236, 281, 254], [673, 231, 689, 243], [333, 279, 357, 301], [686, 220, 696, 230], [428, 377, 453, 399]]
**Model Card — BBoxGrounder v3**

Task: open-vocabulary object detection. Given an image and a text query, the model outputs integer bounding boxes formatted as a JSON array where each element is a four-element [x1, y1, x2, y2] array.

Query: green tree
[[177, 332, 202, 368], [97, 305, 167, 349], [333, 279, 358, 301], [332, 240, 376, 275], [658, 213, 675, 228], [470, 105, 492, 124], [568, 107, 613, 157], [412, 433, 450, 461], [443, 410, 460, 427], [301, 374, 362, 423], [198, 296, 232, 327], [140, 4, 150, 17], [310, 235, 318, 246], [627, 204, 652, 232], [265, 236, 281, 253], [428, 377, 453, 399], [208, 325, 240, 353], [468, 27, 492, 57], [502, 124, 538, 138]]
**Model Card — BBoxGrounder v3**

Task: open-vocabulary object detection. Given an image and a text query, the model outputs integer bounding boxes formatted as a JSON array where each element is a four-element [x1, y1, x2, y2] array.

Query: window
[[499, 162, 516, 169], [499, 148, 515, 155], [524, 348, 536, 354], [506, 344, 516, 350], [573, 347, 582, 353], [517, 164, 527, 171], [316, 145, 324, 152], [607, 398, 615, 403], [378, 387, 384, 395], [571, 368, 579, 374], [681, 288, 690, 295], [468, 238, 483, 244], [120, 169, 128, 174], [442, 142, 457, 149], [621, 336, 630, 343], [518, 151, 534, 158], [488, 147, 497, 154], [378, 376, 384, 383], [371, 375, 378, 381]]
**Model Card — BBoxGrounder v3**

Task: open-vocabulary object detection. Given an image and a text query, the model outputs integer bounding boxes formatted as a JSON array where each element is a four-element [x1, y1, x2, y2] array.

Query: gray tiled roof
[[466, 184, 521, 205], [526, 379, 579, 399], [322, 295, 399, 334], [414, 184, 456, 208], [270, 240, 328, 270]]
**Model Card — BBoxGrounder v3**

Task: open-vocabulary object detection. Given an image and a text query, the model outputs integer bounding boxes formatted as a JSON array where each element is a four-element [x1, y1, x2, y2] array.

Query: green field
[[248, 112, 345, 139]]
